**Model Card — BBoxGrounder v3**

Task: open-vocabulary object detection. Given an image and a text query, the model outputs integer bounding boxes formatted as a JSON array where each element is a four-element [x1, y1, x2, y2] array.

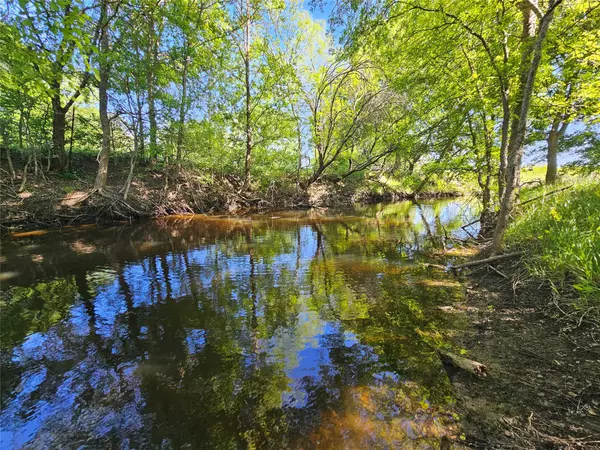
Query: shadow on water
[[0, 199, 478, 449]]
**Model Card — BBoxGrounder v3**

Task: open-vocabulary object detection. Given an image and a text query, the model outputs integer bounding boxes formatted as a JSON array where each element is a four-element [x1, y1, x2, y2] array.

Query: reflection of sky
[[1, 200, 468, 447]]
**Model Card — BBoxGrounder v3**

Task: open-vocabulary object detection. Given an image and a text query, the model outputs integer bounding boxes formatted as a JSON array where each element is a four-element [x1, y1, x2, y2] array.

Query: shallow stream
[[0, 200, 479, 448]]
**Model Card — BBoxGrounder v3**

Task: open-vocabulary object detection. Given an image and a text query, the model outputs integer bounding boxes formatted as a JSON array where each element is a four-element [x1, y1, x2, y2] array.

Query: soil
[[449, 258, 600, 449], [0, 153, 459, 233]]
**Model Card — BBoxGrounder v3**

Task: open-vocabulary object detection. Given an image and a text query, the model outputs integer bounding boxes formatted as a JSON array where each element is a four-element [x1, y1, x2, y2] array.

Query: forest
[[1, 0, 600, 447], [1, 0, 599, 234]]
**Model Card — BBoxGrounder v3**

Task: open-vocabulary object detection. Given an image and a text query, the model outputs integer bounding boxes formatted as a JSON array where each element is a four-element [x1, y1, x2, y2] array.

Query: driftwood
[[424, 263, 447, 270], [437, 349, 488, 376], [452, 251, 524, 270]]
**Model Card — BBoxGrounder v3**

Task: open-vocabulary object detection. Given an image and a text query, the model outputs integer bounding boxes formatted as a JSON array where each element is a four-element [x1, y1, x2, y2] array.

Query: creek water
[[0, 200, 479, 449]]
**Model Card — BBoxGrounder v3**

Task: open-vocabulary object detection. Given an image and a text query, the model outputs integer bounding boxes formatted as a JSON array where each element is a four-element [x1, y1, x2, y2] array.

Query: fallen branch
[[461, 218, 480, 229], [488, 264, 508, 279], [452, 251, 524, 270], [519, 184, 574, 207], [436, 349, 488, 376], [424, 263, 447, 270]]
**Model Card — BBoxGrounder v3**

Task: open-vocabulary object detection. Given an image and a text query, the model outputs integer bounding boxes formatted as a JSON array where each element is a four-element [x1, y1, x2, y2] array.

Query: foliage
[[506, 181, 600, 306]]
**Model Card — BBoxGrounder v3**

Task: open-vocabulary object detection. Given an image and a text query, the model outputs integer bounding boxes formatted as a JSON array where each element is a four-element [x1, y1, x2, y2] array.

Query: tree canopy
[[1, 0, 598, 247]]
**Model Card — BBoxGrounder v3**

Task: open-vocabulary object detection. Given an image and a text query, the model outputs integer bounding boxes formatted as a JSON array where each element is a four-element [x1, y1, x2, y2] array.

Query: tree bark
[[51, 96, 67, 170], [241, 0, 253, 191], [545, 119, 568, 184], [146, 10, 158, 159], [545, 122, 559, 184], [94, 0, 111, 191], [133, 46, 146, 162], [67, 106, 75, 172], [176, 41, 189, 173], [498, 91, 510, 199], [0, 122, 15, 179], [123, 125, 138, 200], [491, 0, 561, 253]]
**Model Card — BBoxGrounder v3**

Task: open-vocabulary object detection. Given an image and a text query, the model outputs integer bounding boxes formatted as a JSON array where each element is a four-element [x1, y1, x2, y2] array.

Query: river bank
[[0, 155, 460, 233], [449, 256, 600, 449]]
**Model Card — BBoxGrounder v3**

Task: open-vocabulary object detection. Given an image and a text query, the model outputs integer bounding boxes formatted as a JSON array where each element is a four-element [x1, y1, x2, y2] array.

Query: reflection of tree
[[0, 277, 78, 350], [1, 201, 473, 447]]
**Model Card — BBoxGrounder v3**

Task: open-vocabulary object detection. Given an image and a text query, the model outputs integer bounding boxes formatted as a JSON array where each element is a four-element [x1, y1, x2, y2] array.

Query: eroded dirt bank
[[450, 260, 600, 449], [0, 156, 459, 233]]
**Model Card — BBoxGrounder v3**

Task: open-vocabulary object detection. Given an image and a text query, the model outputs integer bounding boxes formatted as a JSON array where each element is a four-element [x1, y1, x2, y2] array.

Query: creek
[[0, 199, 479, 448]]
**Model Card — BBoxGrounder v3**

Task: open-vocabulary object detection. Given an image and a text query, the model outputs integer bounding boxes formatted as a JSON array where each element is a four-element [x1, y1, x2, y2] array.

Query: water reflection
[[1, 200, 475, 449]]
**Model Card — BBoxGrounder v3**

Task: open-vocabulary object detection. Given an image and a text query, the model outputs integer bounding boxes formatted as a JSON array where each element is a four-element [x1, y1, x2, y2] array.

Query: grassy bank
[[446, 178, 600, 447], [506, 181, 600, 314]]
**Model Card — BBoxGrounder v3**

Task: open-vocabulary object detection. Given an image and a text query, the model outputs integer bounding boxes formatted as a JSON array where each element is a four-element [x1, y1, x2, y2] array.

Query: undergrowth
[[506, 181, 600, 311]]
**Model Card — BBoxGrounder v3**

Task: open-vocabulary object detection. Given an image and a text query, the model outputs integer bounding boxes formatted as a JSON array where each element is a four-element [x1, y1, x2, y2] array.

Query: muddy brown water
[[0, 200, 479, 449]]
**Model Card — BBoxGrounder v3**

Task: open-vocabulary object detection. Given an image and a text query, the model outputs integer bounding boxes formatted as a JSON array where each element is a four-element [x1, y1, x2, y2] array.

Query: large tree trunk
[[176, 42, 189, 173], [491, 0, 561, 253], [51, 96, 67, 170], [95, 0, 111, 191]]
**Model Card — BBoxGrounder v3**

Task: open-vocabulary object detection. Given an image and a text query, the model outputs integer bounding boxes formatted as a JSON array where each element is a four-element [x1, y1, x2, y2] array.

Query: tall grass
[[506, 181, 600, 308]]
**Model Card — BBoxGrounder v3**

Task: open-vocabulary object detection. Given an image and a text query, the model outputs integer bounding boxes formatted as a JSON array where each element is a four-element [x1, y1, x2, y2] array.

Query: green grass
[[506, 181, 600, 308], [520, 165, 548, 184]]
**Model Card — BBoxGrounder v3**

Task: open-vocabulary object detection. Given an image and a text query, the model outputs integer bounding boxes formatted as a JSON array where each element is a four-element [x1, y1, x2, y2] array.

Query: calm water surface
[[0, 200, 478, 449]]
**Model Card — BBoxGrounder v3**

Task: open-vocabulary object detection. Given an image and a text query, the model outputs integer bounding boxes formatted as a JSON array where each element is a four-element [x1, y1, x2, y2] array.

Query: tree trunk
[[18, 104, 24, 150], [67, 106, 75, 172], [241, 0, 253, 191], [176, 42, 189, 173], [545, 122, 559, 184], [291, 103, 302, 184], [124, 124, 138, 200], [491, 0, 560, 253], [0, 122, 15, 179], [498, 91, 510, 199], [146, 13, 158, 159], [18, 153, 32, 192], [5, 146, 15, 180], [133, 46, 146, 162], [51, 97, 67, 170], [545, 119, 568, 184], [94, 0, 111, 191]]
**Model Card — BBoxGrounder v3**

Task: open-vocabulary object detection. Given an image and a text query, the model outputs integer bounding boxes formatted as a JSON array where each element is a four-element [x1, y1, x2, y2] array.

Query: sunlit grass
[[507, 181, 600, 307], [520, 164, 548, 183]]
